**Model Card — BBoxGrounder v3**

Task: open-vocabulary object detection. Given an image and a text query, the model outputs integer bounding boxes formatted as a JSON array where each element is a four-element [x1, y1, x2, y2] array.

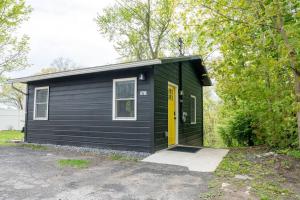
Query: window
[[34, 86, 49, 120], [190, 95, 196, 124], [113, 77, 137, 120]]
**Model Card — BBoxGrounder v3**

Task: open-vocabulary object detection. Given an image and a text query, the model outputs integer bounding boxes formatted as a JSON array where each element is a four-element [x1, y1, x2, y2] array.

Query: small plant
[[219, 112, 257, 147], [277, 149, 300, 159], [287, 150, 300, 159], [109, 153, 138, 162], [58, 159, 90, 169]]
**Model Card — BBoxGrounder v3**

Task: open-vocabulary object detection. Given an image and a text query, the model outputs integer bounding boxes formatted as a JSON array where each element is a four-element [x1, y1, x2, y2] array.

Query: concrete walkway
[[142, 147, 229, 172]]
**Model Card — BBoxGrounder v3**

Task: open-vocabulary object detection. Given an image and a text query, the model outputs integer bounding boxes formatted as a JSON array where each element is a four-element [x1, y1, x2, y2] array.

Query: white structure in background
[[0, 109, 25, 130]]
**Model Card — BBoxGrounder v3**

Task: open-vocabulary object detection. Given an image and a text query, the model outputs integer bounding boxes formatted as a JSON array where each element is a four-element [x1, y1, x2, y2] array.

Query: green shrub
[[219, 112, 257, 147]]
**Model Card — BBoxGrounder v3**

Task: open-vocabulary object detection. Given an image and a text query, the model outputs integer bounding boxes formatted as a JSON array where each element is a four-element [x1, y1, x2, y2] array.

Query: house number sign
[[140, 91, 148, 96]]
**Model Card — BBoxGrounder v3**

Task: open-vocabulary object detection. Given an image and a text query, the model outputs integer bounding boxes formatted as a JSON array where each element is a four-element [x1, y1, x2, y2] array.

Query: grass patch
[[0, 130, 47, 150], [109, 153, 138, 162], [58, 159, 90, 169], [252, 181, 291, 199], [215, 152, 253, 177], [287, 150, 300, 159], [208, 147, 299, 200], [277, 148, 300, 159], [0, 130, 23, 145]]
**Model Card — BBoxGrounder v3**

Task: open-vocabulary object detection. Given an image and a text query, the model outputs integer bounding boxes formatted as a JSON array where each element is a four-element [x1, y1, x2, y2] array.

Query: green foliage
[[58, 159, 91, 169], [203, 87, 224, 147], [95, 0, 180, 60], [183, 0, 300, 148], [219, 112, 257, 147], [277, 148, 300, 159], [287, 150, 300, 159], [0, 0, 31, 78], [0, 0, 31, 108], [0, 130, 23, 145]]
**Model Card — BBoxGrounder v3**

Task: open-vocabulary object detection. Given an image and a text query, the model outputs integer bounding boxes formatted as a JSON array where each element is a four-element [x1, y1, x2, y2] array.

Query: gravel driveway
[[0, 146, 212, 200]]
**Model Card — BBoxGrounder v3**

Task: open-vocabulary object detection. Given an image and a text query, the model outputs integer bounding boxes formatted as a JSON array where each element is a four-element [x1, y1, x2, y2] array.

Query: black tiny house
[[9, 56, 211, 153]]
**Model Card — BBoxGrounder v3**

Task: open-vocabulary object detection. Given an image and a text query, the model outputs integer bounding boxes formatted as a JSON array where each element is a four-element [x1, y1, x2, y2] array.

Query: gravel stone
[[24, 142, 151, 160]]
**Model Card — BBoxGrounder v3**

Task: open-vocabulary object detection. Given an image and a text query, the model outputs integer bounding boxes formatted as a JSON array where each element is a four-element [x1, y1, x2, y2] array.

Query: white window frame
[[190, 95, 196, 124], [33, 86, 49, 120], [112, 77, 137, 121]]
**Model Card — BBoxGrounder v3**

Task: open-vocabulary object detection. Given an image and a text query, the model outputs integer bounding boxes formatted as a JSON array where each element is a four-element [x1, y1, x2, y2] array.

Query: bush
[[219, 112, 257, 147]]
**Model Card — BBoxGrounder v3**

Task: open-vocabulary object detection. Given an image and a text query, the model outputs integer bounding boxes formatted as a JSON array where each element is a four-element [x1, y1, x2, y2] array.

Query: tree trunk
[[277, 13, 300, 148], [295, 72, 300, 148]]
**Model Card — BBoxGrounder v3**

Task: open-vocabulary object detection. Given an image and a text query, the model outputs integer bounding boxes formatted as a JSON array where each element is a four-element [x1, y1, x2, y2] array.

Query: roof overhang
[[7, 59, 162, 84], [8, 55, 212, 86], [190, 59, 212, 86]]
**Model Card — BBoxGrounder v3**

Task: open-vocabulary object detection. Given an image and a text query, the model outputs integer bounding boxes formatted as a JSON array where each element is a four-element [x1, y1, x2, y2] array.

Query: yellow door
[[168, 84, 176, 145]]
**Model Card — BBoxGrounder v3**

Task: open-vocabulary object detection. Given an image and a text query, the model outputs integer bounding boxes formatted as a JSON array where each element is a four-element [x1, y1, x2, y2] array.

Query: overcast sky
[[9, 0, 119, 78]]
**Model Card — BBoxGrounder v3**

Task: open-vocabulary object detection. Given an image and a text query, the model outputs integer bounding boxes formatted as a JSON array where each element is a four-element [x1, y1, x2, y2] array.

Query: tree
[[184, 0, 299, 147], [0, 0, 31, 110], [0, 0, 31, 79], [38, 57, 78, 75], [51, 57, 78, 71], [95, 0, 180, 60], [38, 67, 59, 75], [203, 87, 223, 147], [0, 83, 25, 110]]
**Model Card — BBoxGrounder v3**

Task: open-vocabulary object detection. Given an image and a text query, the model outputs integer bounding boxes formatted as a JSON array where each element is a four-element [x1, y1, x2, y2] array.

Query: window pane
[[116, 100, 134, 118], [116, 80, 135, 99], [35, 103, 47, 118], [36, 89, 48, 103], [190, 97, 196, 123]]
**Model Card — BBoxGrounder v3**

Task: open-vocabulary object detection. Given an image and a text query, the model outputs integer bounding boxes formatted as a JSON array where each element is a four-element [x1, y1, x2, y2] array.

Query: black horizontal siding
[[153, 61, 203, 151], [179, 62, 203, 146], [26, 68, 154, 152], [154, 63, 179, 151]]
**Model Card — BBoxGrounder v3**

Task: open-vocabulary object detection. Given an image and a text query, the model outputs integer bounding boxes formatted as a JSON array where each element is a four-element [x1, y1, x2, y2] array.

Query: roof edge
[[8, 59, 162, 83], [161, 55, 201, 64], [7, 55, 210, 84]]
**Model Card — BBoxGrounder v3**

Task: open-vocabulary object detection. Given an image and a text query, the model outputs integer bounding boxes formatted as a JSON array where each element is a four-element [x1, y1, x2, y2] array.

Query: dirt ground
[[202, 147, 300, 200], [0, 146, 212, 200]]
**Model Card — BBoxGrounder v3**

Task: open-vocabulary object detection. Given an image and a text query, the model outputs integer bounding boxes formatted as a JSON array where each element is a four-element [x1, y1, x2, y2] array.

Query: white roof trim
[[8, 59, 162, 83]]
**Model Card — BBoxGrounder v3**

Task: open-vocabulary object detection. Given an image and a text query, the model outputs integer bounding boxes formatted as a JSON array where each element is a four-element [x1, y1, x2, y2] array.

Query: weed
[[210, 148, 298, 200], [109, 153, 138, 162], [287, 150, 300, 159], [252, 181, 291, 199], [277, 149, 300, 159], [58, 159, 90, 169]]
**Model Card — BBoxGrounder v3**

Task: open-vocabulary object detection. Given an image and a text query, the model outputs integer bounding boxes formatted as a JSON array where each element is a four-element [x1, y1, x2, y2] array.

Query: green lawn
[[58, 159, 91, 169], [0, 130, 23, 145]]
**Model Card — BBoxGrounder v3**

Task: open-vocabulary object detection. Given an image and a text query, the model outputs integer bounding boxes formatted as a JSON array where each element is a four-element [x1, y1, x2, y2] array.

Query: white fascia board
[[8, 59, 161, 83]]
